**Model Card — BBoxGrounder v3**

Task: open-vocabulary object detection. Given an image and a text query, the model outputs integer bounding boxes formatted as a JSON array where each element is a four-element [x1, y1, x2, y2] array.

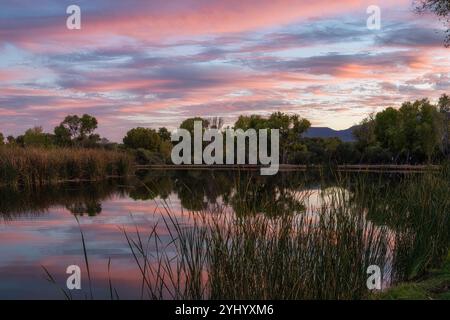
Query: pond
[[0, 169, 448, 299]]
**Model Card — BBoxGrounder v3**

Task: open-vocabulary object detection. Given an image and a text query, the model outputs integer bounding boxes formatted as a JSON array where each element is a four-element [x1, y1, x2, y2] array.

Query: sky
[[0, 0, 449, 142]]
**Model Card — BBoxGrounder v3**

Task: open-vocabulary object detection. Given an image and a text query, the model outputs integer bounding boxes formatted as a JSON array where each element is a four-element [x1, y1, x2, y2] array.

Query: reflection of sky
[[0, 178, 397, 299], [0, 0, 449, 141], [0, 194, 186, 299]]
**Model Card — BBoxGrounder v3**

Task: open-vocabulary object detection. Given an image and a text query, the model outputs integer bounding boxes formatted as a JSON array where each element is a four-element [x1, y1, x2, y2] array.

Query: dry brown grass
[[0, 147, 132, 187]]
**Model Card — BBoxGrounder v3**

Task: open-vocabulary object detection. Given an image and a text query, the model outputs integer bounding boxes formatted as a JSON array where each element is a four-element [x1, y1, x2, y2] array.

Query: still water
[[0, 170, 431, 299]]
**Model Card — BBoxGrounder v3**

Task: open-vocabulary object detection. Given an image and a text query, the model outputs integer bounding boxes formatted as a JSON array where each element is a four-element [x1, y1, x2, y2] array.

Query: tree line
[[354, 95, 450, 163], [1, 95, 449, 165], [0, 114, 103, 148]]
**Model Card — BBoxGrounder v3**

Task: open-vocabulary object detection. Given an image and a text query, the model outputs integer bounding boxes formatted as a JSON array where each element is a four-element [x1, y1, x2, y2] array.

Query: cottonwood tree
[[180, 117, 210, 134], [234, 112, 310, 164], [123, 127, 161, 151], [54, 114, 99, 146], [23, 126, 53, 148], [353, 114, 376, 151], [355, 98, 445, 163], [158, 127, 171, 141]]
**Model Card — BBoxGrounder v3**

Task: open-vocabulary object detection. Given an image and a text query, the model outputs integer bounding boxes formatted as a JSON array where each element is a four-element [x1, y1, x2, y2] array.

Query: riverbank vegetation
[[0, 148, 131, 188], [0, 95, 448, 186], [131, 168, 450, 299], [110, 93, 450, 165], [51, 166, 450, 299], [373, 252, 450, 300], [0, 113, 132, 187]]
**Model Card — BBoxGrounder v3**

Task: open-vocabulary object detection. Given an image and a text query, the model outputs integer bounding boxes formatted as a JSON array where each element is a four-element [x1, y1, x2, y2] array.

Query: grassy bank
[[373, 252, 450, 300], [0, 147, 132, 188]]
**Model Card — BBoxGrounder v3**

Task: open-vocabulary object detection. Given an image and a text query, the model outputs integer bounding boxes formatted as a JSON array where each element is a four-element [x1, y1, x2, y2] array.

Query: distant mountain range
[[303, 126, 356, 142]]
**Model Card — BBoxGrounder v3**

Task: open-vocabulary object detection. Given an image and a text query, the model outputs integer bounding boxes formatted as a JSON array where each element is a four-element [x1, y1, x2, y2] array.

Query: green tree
[[353, 115, 376, 151], [61, 115, 82, 139], [15, 135, 25, 147], [55, 114, 98, 146], [234, 115, 266, 130], [335, 142, 361, 164], [439, 93, 450, 113], [397, 99, 443, 162], [123, 127, 161, 151], [417, 100, 444, 162], [84, 133, 101, 147], [234, 112, 310, 164], [158, 127, 171, 141], [180, 117, 210, 134], [23, 126, 53, 148], [271, 113, 310, 163], [159, 140, 173, 161], [366, 99, 444, 163], [79, 114, 98, 138], [54, 124, 72, 146], [374, 107, 403, 155], [0, 132, 4, 146]]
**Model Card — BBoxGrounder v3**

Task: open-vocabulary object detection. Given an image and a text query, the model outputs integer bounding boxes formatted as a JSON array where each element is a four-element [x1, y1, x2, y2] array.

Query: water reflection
[[0, 170, 322, 299], [0, 170, 448, 299], [1, 170, 322, 219], [0, 180, 127, 219], [130, 170, 326, 216]]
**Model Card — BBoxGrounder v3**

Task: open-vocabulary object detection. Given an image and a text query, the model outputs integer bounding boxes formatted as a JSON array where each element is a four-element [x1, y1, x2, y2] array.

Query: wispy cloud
[[0, 0, 448, 141]]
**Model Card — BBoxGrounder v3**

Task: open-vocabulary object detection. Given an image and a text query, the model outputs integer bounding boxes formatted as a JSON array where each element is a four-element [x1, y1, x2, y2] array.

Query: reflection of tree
[[132, 170, 311, 216], [0, 169, 328, 221], [0, 180, 124, 220], [228, 173, 306, 217], [173, 171, 234, 211], [66, 201, 102, 217], [349, 171, 450, 282], [131, 170, 236, 211], [129, 171, 174, 201]]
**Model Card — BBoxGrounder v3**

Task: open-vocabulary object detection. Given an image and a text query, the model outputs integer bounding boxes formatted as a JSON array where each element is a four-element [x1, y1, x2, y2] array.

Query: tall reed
[[0, 147, 132, 188], [123, 170, 450, 300], [44, 168, 450, 300], [125, 188, 392, 300]]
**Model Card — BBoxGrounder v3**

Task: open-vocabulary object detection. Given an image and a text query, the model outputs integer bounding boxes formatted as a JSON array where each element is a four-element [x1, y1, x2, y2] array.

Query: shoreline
[[373, 252, 450, 300], [136, 164, 442, 173], [0, 163, 443, 188]]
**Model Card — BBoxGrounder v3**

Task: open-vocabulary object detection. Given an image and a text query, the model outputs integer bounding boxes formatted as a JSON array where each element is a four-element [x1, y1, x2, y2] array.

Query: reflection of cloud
[[0, 192, 189, 298]]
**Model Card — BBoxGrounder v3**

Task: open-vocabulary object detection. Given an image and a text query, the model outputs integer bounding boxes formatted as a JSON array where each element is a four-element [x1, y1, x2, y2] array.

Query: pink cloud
[[2, 0, 410, 52]]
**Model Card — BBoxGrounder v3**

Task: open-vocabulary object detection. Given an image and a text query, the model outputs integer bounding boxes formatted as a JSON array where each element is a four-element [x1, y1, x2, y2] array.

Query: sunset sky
[[1, 0, 449, 141]]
